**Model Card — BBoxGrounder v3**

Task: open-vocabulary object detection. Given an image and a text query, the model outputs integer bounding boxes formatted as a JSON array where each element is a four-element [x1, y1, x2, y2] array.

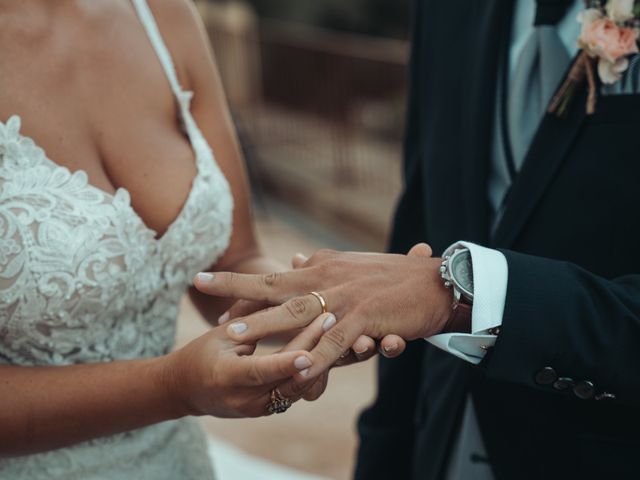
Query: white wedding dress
[[0, 1, 234, 478]]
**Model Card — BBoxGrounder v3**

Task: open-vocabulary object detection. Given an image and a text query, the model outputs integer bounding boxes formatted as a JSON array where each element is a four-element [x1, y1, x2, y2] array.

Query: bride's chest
[[1, 133, 233, 314]]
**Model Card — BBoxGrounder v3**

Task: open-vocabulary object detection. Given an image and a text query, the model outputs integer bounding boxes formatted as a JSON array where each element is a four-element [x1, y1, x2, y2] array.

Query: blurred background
[[177, 1, 411, 478]]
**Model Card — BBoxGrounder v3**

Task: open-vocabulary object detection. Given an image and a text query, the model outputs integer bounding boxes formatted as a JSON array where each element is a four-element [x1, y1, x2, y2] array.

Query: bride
[[0, 0, 402, 478]]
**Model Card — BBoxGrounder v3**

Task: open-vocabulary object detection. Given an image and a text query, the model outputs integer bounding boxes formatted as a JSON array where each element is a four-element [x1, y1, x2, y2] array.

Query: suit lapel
[[492, 79, 588, 248]]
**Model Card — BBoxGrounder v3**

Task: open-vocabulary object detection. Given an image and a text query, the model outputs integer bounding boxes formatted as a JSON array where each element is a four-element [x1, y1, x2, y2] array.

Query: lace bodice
[[0, 1, 232, 478]]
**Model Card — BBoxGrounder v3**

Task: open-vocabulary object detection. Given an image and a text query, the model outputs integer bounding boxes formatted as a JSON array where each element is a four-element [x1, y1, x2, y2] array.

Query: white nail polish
[[294, 356, 312, 370], [383, 344, 398, 353], [322, 313, 337, 332], [218, 312, 230, 324], [299, 368, 310, 377], [196, 273, 215, 283], [230, 322, 247, 335], [354, 346, 369, 355]]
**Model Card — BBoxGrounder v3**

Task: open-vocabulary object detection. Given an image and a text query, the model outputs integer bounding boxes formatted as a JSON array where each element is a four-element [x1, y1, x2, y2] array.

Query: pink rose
[[579, 16, 639, 63]]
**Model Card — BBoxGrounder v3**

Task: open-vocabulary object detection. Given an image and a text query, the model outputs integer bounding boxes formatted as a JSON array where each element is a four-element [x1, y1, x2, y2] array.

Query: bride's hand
[[162, 327, 313, 418]]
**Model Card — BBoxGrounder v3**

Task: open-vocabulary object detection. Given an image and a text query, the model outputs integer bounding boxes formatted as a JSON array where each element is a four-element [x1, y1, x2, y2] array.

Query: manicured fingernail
[[322, 313, 337, 332], [299, 368, 310, 377], [294, 356, 312, 370], [354, 346, 369, 355], [229, 322, 247, 335], [218, 312, 230, 324], [196, 273, 215, 283], [383, 344, 398, 353]]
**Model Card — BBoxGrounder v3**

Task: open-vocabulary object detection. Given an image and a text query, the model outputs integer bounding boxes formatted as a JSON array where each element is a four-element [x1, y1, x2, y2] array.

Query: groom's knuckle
[[261, 272, 281, 288], [222, 272, 237, 290], [321, 327, 347, 354], [285, 297, 311, 322], [327, 327, 347, 347]]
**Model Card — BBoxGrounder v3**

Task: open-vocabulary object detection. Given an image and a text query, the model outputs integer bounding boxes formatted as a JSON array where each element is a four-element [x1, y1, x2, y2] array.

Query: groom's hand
[[194, 243, 452, 380]]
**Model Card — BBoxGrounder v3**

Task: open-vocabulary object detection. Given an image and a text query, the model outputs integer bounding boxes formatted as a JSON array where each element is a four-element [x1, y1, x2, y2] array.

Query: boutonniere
[[549, 0, 640, 117]]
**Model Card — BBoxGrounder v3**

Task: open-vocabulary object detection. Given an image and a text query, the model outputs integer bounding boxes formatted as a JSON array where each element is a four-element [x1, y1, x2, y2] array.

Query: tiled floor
[[175, 207, 379, 480]]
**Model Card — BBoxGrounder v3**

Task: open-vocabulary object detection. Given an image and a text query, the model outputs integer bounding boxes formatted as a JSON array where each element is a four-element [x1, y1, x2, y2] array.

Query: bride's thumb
[[407, 242, 433, 258]]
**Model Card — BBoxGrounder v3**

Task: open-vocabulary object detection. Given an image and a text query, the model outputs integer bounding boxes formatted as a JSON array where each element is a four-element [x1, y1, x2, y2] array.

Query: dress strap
[[131, 0, 185, 101]]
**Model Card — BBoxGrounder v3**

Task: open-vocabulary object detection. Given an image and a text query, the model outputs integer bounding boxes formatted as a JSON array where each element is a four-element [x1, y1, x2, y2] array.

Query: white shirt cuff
[[425, 241, 508, 364]]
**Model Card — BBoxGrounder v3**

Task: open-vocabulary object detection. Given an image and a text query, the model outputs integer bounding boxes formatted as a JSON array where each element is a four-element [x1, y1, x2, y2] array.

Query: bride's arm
[[0, 357, 175, 457], [0, 330, 312, 457], [148, 0, 288, 322]]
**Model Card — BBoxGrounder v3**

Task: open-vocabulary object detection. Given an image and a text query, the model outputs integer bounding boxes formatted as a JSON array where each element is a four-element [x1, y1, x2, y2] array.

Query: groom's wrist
[[421, 258, 456, 337]]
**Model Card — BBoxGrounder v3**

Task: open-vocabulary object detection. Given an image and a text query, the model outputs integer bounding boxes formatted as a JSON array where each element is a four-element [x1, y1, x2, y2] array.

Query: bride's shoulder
[[145, 0, 207, 52], [144, 0, 214, 91]]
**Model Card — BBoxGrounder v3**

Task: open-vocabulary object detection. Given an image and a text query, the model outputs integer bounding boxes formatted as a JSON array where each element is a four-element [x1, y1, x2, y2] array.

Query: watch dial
[[451, 252, 474, 295]]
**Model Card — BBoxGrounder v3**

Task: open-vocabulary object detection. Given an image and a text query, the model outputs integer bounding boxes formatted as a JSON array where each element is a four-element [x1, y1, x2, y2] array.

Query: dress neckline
[[0, 114, 201, 244]]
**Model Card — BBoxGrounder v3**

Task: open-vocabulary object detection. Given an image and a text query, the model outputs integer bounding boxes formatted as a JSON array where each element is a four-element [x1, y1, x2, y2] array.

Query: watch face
[[451, 251, 474, 297]]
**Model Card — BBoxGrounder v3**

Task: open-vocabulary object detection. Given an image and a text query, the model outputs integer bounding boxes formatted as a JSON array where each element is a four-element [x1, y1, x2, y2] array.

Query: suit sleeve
[[355, 2, 428, 474], [480, 249, 640, 405]]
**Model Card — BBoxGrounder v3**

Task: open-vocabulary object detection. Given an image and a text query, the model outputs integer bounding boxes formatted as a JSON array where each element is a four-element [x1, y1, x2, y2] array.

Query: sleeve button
[[535, 367, 557, 385], [573, 380, 595, 400], [553, 377, 574, 391]]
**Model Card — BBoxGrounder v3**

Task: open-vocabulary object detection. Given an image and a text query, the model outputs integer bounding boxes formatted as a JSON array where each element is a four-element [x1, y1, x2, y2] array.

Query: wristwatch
[[439, 248, 474, 333]]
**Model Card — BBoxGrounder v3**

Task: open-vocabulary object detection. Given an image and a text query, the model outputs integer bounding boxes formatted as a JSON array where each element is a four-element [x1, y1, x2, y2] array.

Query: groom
[[195, 0, 640, 478]]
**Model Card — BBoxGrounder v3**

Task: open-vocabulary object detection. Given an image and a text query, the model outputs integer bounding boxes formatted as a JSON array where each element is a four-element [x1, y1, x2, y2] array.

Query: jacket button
[[553, 377, 574, 391], [573, 380, 595, 400], [535, 367, 557, 385]]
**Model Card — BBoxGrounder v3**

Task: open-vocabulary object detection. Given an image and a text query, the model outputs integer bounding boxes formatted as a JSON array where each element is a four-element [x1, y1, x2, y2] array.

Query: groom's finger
[[226, 294, 329, 344], [193, 270, 311, 304], [379, 334, 407, 358], [302, 372, 329, 401]]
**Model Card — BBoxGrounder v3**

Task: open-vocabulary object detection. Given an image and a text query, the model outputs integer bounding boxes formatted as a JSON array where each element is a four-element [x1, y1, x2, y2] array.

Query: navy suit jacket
[[355, 1, 640, 479]]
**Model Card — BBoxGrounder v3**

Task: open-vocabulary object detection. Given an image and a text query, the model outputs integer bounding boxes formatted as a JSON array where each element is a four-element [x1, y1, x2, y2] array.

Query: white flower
[[578, 8, 604, 26], [606, 0, 635, 23], [597, 56, 630, 83]]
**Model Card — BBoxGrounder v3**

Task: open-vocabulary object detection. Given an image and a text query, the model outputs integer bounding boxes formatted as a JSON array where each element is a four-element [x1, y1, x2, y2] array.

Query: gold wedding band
[[266, 388, 292, 414], [309, 291, 328, 314]]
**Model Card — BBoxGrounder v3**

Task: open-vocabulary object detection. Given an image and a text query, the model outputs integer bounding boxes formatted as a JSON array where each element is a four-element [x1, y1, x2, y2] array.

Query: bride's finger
[[408, 242, 433, 257], [233, 350, 313, 387], [282, 312, 337, 352], [225, 294, 328, 344], [220, 300, 273, 325]]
